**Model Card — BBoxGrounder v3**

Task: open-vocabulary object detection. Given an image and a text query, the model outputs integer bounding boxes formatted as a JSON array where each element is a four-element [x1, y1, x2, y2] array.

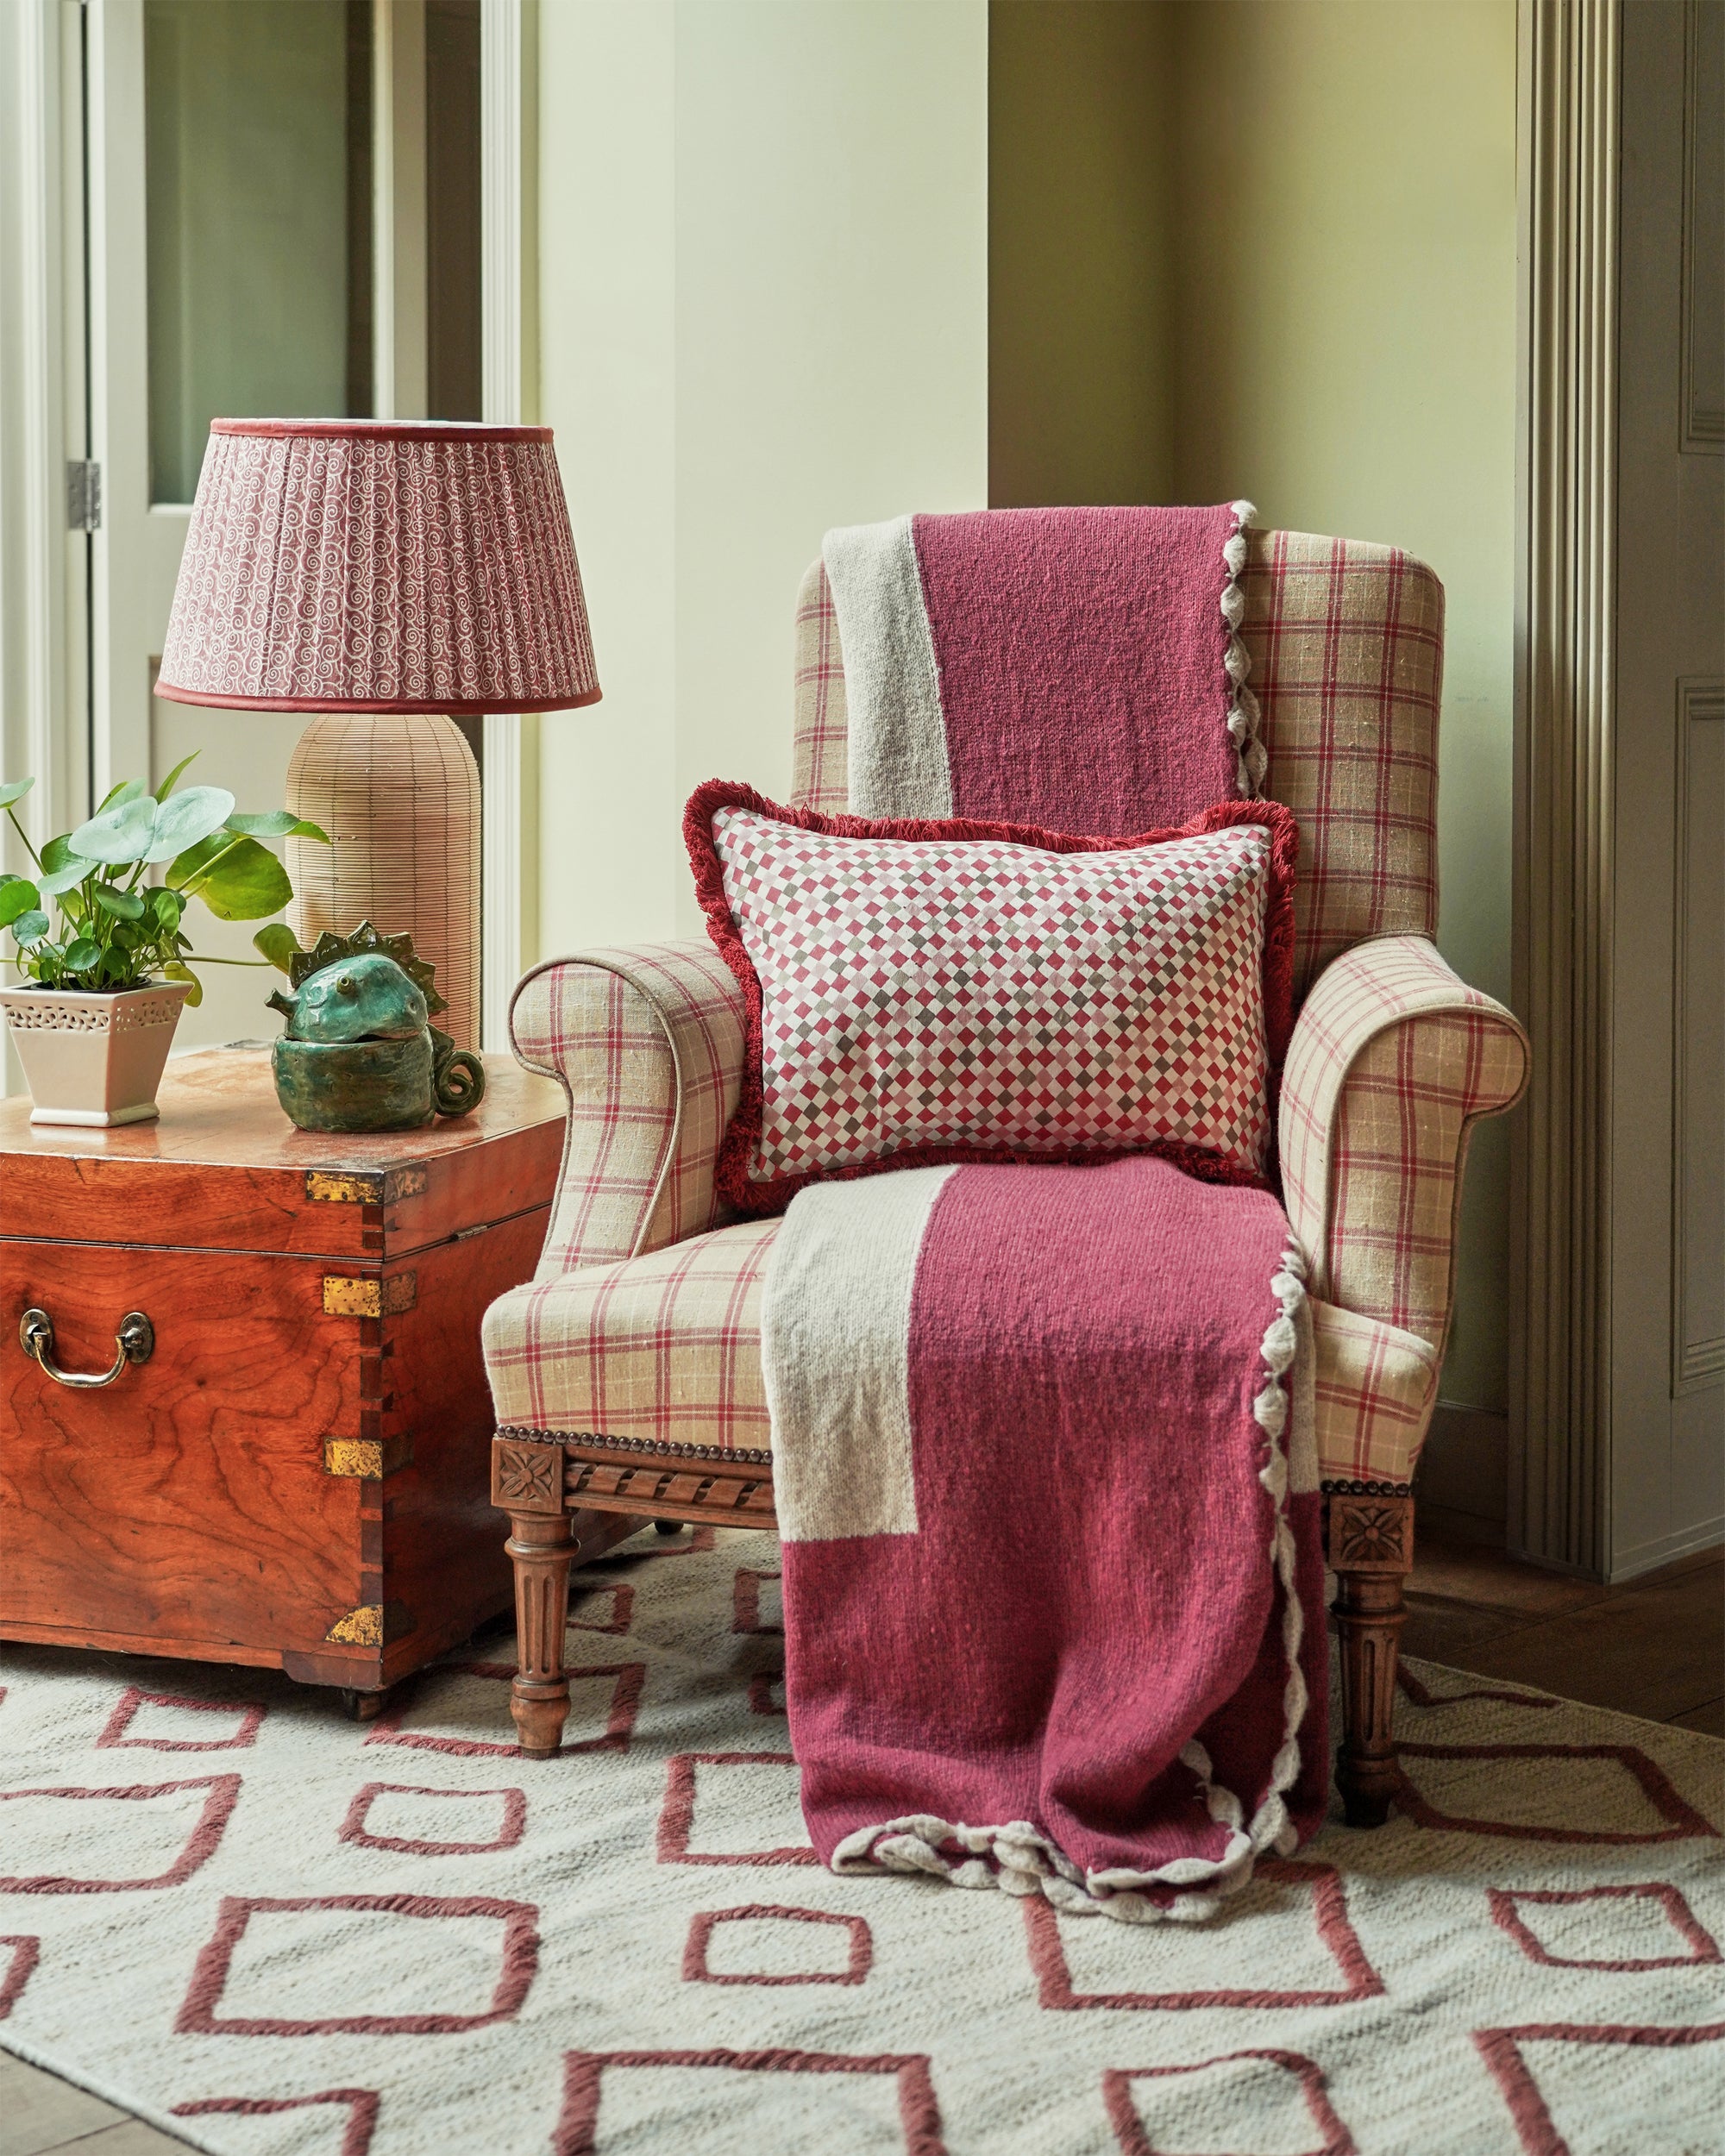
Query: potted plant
[[0, 760, 326, 1126]]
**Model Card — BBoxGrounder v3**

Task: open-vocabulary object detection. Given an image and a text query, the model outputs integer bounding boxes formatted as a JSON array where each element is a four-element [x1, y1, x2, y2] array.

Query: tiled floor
[[6, 1527, 1721, 2154]]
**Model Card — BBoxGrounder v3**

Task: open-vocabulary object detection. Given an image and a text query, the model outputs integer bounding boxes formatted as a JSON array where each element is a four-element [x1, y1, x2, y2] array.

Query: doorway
[[90, 0, 482, 1051]]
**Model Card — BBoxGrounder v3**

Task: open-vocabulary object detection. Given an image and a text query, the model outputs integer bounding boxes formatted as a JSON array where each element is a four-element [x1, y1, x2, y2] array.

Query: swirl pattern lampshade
[[155, 420, 599, 1049]]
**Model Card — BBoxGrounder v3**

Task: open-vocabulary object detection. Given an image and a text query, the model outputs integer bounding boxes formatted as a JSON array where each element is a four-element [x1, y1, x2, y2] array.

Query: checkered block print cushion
[[511, 943, 747, 1278], [1280, 936, 1529, 1349], [695, 792, 1293, 1206], [484, 1219, 1438, 1482], [791, 530, 1441, 1004]]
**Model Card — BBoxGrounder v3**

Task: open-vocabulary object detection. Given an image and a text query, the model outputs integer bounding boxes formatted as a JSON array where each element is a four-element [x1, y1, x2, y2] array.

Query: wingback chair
[[482, 531, 1530, 1828]]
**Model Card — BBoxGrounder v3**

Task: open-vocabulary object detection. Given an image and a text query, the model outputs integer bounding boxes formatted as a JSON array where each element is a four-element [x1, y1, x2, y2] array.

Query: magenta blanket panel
[[910, 505, 1245, 832], [780, 1154, 1328, 1904]]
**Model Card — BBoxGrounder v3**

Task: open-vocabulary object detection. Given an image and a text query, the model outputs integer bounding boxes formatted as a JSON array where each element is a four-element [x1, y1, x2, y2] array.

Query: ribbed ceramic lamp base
[[285, 713, 480, 1048]]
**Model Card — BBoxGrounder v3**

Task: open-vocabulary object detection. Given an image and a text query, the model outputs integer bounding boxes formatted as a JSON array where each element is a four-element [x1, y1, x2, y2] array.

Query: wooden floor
[[5, 1524, 1721, 2154], [1402, 1522, 1724, 1734]]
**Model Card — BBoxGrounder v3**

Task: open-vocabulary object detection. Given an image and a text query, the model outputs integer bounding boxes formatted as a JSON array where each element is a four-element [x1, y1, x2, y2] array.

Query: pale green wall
[[534, 0, 989, 954], [988, 2, 1175, 508], [990, 0, 1519, 1417]]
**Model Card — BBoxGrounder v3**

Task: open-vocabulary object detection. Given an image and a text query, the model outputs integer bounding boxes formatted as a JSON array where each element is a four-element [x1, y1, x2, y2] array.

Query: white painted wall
[[534, 0, 988, 952]]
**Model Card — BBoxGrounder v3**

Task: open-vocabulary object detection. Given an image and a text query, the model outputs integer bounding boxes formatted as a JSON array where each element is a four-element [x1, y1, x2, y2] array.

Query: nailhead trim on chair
[[1320, 1478, 1413, 1497], [496, 1425, 775, 1467]]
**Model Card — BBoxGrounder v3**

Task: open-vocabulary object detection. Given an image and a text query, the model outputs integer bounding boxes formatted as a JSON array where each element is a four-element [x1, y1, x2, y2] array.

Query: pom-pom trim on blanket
[[1223, 499, 1266, 796], [682, 780, 1300, 1219], [825, 1241, 1314, 1924]]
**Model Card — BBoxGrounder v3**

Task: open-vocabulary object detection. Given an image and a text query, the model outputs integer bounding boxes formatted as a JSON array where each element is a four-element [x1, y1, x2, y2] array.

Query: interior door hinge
[[66, 460, 102, 532]]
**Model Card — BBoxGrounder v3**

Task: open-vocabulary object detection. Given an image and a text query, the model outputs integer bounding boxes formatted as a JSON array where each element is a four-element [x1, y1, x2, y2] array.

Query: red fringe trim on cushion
[[682, 779, 1300, 1220]]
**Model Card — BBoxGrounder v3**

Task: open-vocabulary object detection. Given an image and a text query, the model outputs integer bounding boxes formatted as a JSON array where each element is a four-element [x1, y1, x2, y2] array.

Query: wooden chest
[[0, 1050, 564, 1706]]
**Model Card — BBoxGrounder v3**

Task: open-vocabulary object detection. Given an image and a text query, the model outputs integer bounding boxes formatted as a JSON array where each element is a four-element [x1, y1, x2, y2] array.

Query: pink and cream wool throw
[[821, 500, 1264, 826], [708, 502, 1326, 1919]]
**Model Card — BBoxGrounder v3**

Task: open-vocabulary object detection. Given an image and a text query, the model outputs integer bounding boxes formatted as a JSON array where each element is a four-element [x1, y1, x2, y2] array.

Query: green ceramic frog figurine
[[261, 921, 485, 1133]]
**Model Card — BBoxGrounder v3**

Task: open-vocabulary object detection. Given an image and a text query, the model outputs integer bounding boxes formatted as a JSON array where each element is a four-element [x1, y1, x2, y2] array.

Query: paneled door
[[1610, 0, 1724, 1575], [85, 0, 480, 1050]]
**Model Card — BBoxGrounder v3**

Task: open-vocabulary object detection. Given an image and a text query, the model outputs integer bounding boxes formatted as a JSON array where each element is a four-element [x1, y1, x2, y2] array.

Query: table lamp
[[154, 419, 599, 1048]]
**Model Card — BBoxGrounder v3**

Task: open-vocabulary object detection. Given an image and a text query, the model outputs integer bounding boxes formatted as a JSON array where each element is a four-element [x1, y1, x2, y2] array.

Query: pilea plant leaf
[[37, 859, 91, 898], [70, 794, 156, 864], [169, 831, 292, 920], [145, 784, 235, 863], [0, 879, 41, 928], [253, 922, 304, 974], [224, 811, 330, 842], [5, 773, 303, 996], [155, 752, 201, 799]]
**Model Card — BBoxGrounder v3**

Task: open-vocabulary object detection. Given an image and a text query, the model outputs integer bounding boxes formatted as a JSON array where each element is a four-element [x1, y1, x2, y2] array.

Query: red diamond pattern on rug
[[1474, 2021, 1725, 2156], [553, 2047, 946, 2156], [96, 1687, 266, 1752], [1102, 2052, 1355, 2156], [714, 809, 1276, 1181], [1486, 1883, 1722, 1971], [0, 1935, 41, 2018], [3, 1531, 1721, 2156], [656, 1752, 818, 1865], [363, 1662, 643, 1758], [175, 1893, 539, 2035], [0, 1776, 240, 1893], [1393, 1743, 1722, 1845], [172, 2090, 380, 2156], [682, 1905, 873, 1987], [336, 1783, 528, 1858], [1024, 1860, 1383, 2011]]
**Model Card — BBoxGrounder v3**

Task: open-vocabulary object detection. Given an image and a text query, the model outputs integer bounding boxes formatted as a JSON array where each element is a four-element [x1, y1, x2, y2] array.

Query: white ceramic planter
[[0, 981, 193, 1125]]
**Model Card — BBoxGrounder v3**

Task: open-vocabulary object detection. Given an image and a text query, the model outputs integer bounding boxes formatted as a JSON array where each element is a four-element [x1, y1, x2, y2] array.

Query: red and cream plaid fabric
[[483, 1218, 775, 1445], [792, 564, 849, 815], [1308, 1296, 1440, 1482], [511, 943, 747, 1278], [1280, 935, 1529, 1348], [485, 1219, 1433, 1482], [791, 531, 1441, 1004]]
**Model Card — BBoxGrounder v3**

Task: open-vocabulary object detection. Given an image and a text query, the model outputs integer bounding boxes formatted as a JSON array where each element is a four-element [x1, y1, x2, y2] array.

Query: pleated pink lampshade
[[155, 419, 599, 1050]]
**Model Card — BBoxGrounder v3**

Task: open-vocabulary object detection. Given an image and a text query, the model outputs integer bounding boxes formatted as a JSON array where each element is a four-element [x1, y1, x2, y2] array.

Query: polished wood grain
[[1, 1055, 564, 1701], [1327, 1489, 1415, 1828], [0, 1049, 564, 1257], [1, 1241, 365, 1653]]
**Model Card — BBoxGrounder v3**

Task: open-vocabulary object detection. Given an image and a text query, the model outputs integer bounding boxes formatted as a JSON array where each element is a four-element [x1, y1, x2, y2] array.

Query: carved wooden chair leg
[[505, 1509, 577, 1758], [1325, 1484, 1416, 1828]]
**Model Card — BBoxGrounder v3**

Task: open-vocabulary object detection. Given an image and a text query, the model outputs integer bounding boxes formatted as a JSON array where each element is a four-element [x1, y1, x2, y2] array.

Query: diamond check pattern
[[714, 809, 1276, 1183]]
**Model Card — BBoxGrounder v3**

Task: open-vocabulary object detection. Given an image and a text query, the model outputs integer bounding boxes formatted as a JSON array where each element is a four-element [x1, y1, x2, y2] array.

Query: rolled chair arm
[[1279, 934, 1529, 1356], [511, 941, 746, 1280]]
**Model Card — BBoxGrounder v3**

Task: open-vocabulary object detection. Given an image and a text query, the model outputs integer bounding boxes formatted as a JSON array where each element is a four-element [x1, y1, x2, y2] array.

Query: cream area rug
[[2, 1525, 1722, 2156]]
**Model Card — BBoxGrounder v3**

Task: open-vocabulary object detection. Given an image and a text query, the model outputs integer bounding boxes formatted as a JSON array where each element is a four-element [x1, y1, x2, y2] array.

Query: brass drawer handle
[[18, 1307, 154, 1389]]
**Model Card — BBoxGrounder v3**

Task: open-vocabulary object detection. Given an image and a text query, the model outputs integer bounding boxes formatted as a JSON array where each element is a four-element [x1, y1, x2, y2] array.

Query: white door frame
[[6, 0, 534, 1063], [0, 0, 87, 857], [480, 0, 536, 1051], [0, 0, 87, 1098]]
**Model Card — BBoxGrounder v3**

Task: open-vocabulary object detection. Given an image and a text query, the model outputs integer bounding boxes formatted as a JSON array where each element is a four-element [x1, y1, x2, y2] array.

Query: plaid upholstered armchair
[[482, 532, 1529, 1827]]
